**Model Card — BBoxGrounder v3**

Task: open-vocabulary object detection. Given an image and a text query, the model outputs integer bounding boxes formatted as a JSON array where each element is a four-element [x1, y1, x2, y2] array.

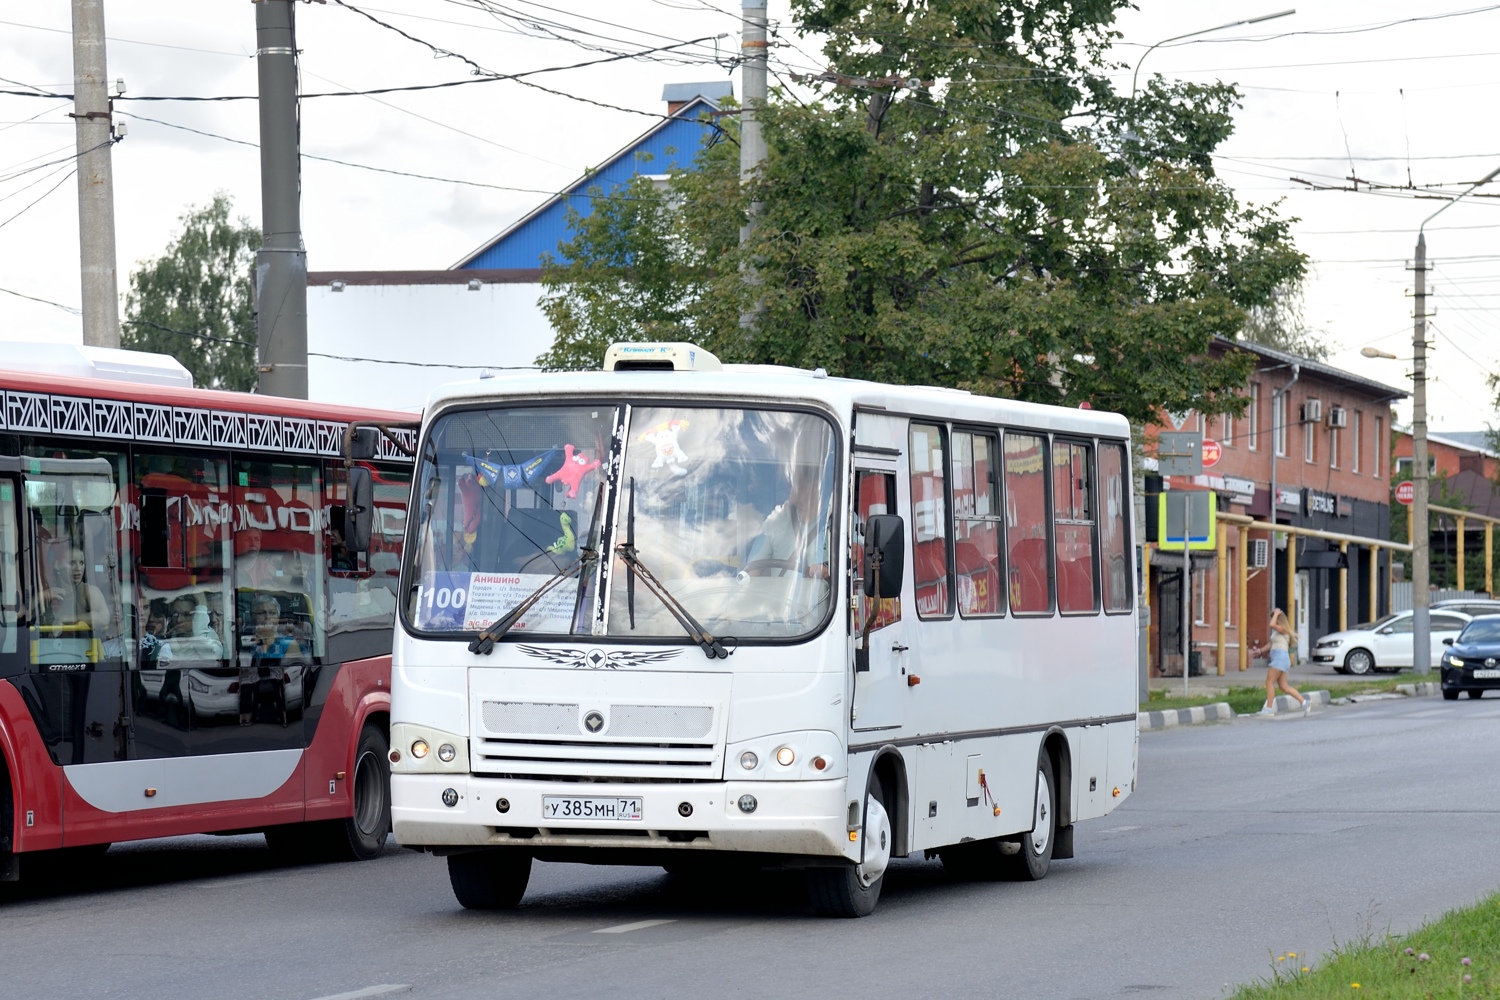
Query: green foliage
[[539, 0, 1307, 425], [123, 194, 259, 391], [1230, 891, 1500, 998]]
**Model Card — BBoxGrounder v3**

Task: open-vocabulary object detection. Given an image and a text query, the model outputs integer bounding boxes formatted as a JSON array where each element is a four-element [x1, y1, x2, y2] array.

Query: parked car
[[1432, 599, 1500, 618], [1312, 609, 1472, 674], [1440, 615, 1500, 700]]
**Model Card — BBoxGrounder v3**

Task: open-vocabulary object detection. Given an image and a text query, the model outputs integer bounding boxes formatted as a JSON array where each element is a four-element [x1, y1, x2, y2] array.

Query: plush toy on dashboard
[[640, 419, 691, 476], [463, 448, 560, 490]]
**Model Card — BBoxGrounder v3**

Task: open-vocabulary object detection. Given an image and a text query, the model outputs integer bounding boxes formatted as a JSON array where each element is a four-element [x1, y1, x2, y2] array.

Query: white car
[[1312, 609, 1473, 675]]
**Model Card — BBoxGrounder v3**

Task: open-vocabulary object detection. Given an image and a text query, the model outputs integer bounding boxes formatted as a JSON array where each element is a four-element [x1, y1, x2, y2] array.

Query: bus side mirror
[[864, 514, 905, 599], [348, 466, 374, 554], [345, 426, 381, 461]]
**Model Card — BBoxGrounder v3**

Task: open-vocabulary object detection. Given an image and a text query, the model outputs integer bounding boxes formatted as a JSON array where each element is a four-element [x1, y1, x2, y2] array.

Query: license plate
[[542, 796, 643, 821], [1473, 670, 1500, 679]]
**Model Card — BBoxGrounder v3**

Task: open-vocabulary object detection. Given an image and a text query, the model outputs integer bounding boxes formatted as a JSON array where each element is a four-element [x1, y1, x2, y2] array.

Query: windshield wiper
[[469, 485, 604, 655], [617, 479, 729, 660]]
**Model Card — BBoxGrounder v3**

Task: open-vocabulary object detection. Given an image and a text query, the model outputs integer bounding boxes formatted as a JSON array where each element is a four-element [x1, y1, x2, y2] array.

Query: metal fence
[[1388, 583, 1491, 613]]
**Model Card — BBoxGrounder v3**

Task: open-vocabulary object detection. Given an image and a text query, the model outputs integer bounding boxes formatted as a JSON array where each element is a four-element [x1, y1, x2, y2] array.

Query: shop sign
[[1189, 474, 1256, 505], [1336, 495, 1354, 518], [1276, 487, 1301, 513], [1304, 489, 1337, 517]]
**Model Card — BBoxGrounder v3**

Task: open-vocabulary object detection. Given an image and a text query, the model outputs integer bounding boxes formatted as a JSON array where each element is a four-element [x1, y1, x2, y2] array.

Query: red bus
[[0, 350, 415, 881]]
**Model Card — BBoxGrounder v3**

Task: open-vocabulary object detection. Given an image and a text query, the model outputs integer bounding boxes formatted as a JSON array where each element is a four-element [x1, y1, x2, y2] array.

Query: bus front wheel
[[1003, 751, 1057, 881], [807, 779, 891, 917], [448, 849, 532, 910]]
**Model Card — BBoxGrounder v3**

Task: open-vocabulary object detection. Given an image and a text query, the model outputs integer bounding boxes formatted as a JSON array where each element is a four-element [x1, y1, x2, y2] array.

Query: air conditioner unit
[[1301, 399, 1322, 423], [1250, 538, 1269, 569], [1327, 406, 1348, 428]]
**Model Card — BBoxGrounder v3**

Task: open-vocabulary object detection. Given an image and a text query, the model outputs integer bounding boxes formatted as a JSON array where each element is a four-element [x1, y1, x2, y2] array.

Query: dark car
[[1440, 616, 1500, 700]]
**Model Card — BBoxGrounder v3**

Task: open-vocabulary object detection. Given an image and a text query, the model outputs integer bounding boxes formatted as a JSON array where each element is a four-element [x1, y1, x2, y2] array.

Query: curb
[[1139, 703, 1234, 731], [1260, 689, 1332, 715], [1395, 681, 1441, 697]]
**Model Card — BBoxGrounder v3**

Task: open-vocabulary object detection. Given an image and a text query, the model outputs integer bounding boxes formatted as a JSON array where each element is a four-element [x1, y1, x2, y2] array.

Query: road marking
[[307, 986, 411, 1000], [593, 918, 677, 934]]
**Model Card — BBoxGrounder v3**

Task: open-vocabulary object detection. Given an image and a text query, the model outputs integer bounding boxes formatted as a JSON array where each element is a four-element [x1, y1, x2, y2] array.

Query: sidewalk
[[1146, 656, 1414, 698]]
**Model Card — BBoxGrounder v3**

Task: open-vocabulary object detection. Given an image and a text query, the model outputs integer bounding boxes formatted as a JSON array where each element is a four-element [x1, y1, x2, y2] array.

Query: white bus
[[378, 343, 1138, 917]]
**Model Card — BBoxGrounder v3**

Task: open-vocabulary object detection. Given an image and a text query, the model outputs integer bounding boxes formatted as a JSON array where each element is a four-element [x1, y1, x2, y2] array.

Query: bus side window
[[235, 459, 323, 660], [909, 423, 951, 619], [1004, 432, 1052, 614], [1053, 440, 1099, 614], [323, 460, 410, 635], [854, 471, 900, 633], [952, 431, 1003, 617], [1098, 442, 1133, 612], [1, 478, 18, 655]]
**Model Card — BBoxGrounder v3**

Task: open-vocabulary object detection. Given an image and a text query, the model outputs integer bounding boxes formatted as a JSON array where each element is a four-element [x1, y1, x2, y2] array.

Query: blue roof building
[[452, 82, 733, 270]]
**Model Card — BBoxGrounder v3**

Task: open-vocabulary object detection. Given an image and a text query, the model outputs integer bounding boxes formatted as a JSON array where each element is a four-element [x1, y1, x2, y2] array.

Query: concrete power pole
[[71, 0, 120, 349], [1410, 233, 1431, 672], [736, 0, 768, 333], [254, 0, 308, 399]]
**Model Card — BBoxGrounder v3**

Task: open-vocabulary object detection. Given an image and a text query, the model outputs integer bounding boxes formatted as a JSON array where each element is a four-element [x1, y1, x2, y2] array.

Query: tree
[[123, 194, 259, 391], [1239, 278, 1330, 360], [539, 0, 1308, 425]]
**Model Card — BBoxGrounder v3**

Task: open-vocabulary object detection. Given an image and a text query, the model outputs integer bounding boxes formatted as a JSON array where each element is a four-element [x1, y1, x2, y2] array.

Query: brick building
[[1144, 339, 1406, 675], [1393, 429, 1500, 593]]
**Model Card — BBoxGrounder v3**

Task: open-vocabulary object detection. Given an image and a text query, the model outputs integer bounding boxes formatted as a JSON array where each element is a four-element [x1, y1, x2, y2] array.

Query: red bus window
[[909, 423, 950, 618], [234, 460, 323, 660], [1099, 442, 1132, 612], [952, 431, 1002, 617], [1052, 440, 1098, 614], [1004, 432, 1051, 614], [854, 470, 901, 633]]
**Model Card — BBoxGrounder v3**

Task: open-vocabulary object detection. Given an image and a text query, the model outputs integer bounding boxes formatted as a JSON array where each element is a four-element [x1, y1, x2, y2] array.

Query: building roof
[[1217, 336, 1408, 401], [1432, 430, 1498, 455], [452, 89, 731, 271]]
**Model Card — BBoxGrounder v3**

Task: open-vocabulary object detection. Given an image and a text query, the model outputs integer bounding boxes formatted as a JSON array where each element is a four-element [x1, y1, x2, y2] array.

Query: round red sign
[[1396, 480, 1415, 505], [1201, 439, 1222, 468]]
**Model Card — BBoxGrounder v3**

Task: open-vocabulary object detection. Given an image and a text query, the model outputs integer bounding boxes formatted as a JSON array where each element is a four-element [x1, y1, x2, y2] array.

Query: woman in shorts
[[1260, 607, 1311, 716]]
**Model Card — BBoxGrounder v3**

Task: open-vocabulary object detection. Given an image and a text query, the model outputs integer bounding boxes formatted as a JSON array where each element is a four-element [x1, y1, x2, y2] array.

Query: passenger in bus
[[38, 545, 110, 632], [243, 594, 302, 727], [741, 465, 829, 580], [157, 594, 224, 665], [237, 527, 283, 589]]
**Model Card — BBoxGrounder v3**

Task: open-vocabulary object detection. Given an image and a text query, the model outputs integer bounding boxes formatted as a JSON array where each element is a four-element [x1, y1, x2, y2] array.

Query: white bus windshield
[[406, 404, 837, 642]]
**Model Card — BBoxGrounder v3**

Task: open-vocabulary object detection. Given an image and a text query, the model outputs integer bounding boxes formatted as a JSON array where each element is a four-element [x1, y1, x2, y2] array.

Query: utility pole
[[255, 0, 308, 398], [71, 0, 120, 349], [736, 0, 768, 333], [1409, 233, 1431, 672]]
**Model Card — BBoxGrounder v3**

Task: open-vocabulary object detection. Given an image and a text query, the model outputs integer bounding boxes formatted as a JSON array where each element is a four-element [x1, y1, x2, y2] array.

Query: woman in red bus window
[[40, 545, 110, 632]]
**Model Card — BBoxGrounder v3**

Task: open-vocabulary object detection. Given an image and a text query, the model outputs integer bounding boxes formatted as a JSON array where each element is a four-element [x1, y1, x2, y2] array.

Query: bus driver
[[740, 461, 830, 581]]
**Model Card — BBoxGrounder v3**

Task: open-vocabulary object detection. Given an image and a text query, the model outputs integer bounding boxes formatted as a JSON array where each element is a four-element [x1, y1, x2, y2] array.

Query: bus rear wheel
[[448, 849, 532, 909], [1003, 751, 1057, 882], [807, 779, 891, 917], [266, 724, 391, 862]]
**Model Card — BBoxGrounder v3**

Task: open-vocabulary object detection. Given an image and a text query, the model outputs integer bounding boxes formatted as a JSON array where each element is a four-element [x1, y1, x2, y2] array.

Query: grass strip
[[1230, 891, 1500, 998], [1142, 674, 1433, 714]]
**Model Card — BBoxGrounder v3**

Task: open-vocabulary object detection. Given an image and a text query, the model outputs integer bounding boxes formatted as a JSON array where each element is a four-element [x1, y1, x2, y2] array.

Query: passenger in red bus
[[237, 527, 283, 590], [243, 594, 302, 726], [157, 594, 224, 665], [742, 467, 829, 580], [39, 546, 110, 632]]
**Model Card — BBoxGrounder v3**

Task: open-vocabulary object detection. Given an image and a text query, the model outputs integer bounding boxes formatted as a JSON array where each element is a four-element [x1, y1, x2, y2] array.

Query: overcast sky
[[1, 1, 1497, 433]]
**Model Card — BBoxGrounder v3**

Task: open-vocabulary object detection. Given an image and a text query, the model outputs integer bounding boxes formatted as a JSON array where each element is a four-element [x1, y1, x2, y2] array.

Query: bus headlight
[[390, 723, 469, 774], [437, 743, 457, 763], [411, 739, 430, 759], [725, 731, 843, 781]]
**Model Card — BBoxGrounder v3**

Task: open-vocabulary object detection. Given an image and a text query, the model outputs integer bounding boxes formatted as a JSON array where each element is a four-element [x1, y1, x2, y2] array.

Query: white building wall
[[306, 280, 552, 411]]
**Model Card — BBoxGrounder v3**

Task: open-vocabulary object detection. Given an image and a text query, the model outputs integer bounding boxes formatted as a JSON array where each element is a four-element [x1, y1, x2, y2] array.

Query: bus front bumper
[[391, 773, 853, 859]]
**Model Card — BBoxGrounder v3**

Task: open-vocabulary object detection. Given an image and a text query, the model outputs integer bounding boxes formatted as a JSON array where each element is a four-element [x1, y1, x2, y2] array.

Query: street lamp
[[1131, 9, 1296, 98], [1403, 161, 1500, 672]]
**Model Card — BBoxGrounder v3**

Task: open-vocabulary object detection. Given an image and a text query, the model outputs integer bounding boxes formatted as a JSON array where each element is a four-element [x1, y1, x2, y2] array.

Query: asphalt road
[[6, 695, 1500, 1000]]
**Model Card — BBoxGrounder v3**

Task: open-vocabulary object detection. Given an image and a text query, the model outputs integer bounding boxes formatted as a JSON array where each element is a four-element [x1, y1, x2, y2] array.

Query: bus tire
[[807, 779, 890, 917], [1000, 751, 1057, 882], [266, 725, 391, 863], [448, 849, 532, 910], [324, 724, 393, 861]]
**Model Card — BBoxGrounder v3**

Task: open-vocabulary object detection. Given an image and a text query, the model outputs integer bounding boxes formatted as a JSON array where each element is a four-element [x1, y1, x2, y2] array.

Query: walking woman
[[1261, 608, 1311, 716]]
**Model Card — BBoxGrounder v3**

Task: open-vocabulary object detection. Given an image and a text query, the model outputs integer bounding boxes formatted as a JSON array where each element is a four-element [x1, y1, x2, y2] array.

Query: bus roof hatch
[[603, 342, 723, 373]]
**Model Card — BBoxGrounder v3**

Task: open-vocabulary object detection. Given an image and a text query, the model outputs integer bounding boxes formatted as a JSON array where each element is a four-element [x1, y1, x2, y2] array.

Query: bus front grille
[[472, 737, 721, 781]]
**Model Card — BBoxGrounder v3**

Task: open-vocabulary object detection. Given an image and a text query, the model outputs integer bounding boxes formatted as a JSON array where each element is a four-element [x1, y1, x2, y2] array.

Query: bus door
[[851, 462, 906, 732], [17, 458, 131, 768]]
